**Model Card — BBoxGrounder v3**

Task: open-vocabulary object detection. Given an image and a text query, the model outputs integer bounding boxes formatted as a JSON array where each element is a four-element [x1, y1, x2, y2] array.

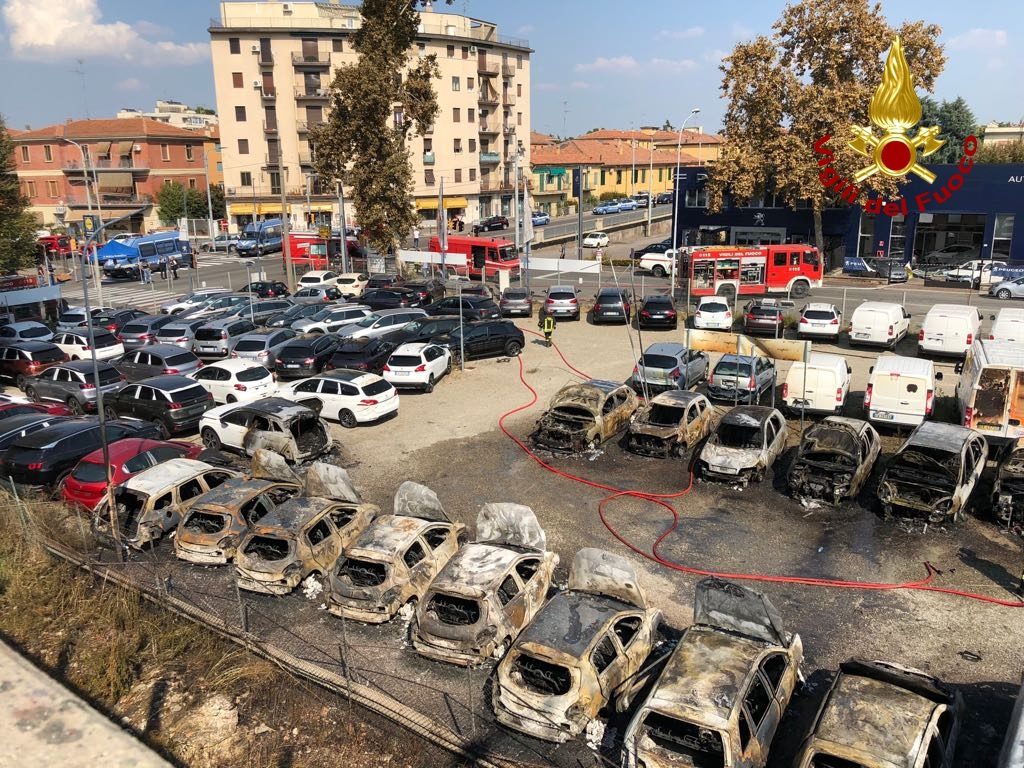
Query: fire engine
[[688, 244, 823, 298]]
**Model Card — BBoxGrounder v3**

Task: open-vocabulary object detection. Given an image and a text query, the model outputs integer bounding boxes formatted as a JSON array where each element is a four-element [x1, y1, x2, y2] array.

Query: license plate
[[201, 346, 217, 352], [976, 423, 999, 431], [285, 363, 299, 368], [855, 332, 870, 338], [712, 465, 739, 475], [872, 410, 894, 420], [393, 371, 410, 376], [603, 311, 618, 316]]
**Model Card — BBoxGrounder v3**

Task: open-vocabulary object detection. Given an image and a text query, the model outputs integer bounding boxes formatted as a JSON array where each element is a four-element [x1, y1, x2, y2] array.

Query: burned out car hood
[[701, 441, 763, 470], [250, 448, 301, 483], [629, 422, 680, 440], [476, 502, 546, 551], [568, 548, 647, 608], [547, 379, 624, 416], [797, 421, 862, 462], [303, 462, 360, 503], [693, 577, 788, 646], [393, 481, 449, 522]]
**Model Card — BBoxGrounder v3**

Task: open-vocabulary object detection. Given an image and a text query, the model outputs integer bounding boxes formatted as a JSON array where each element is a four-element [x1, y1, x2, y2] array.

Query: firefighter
[[540, 313, 556, 347]]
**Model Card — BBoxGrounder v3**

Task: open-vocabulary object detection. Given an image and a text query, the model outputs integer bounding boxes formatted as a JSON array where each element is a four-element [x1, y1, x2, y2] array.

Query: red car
[[62, 437, 203, 510], [0, 400, 73, 419]]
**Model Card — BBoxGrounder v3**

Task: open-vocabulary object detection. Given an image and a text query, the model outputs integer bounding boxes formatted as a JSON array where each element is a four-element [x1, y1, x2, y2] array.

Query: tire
[[226, 394, 237, 404], [66, 397, 83, 416], [15, 374, 26, 390], [997, 289, 1012, 300], [71, 355, 80, 361], [156, 420, 171, 440], [201, 428, 222, 450], [424, 375, 435, 394], [25, 386, 39, 403], [104, 405, 119, 421], [445, 356, 453, 374], [791, 280, 810, 298], [338, 409, 357, 429], [652, 265, 666, 278], [505, 340, 523, 356]]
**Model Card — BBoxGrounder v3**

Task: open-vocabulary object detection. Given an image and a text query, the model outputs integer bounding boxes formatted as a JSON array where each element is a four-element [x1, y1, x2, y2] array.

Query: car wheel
[[24, 386, 39, 402], [15, 374, 26, 390], [791, 280, 810, 298], [156, 420, 171, 440], [226, 394, 237, 404], [201, 428, 222, 450], [424, 375, 435, 394], [338, 409, 357, 429], [66, 397, 83, 416], [652, 265, 667, 278], [505, 340, 522, 356], [103, 405, 119, 421], [997, 289, 1012, 300], [445, 357, 453, 374], [52, 471, 72, 500]]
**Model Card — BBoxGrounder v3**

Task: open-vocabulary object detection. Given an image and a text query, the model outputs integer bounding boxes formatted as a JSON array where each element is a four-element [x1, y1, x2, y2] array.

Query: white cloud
[[535, 82, 561, 92], [115, 77, 143, 92], [949, 28, 1007, 50], [570, 81, 593, 90], [575, 56, 639, 73], [649, 57, 698, 73], [732, 23, 754, 39], [2, 0, 208, 66], [133, 20, 169, 37], [656, 26, 705, 40], [703, 48, 729, 64]]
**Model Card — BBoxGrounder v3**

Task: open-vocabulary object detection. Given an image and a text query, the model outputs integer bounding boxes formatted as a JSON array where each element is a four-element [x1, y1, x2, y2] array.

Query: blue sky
[[1, 0, 1021, 135]]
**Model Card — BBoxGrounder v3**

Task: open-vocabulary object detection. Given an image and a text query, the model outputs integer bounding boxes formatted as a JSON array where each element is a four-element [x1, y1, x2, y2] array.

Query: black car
[[383, 315, 463, 346], [241, 280, 291, 298], [654, 192, 674, 205], [425, 295, 501, 321], [102, 375, 214, 437], [361, 288, 425, 310], [325, 337, 397, 374], [446, 320, 524, 361], [0, 417, 162, 488], [274, 334, 340, 379], [638, 295, 679, 329], [472, 215, 509, 235], [264, 302, 323, 328], [364, 273, 405, 292], [452, 282, 495, 299], [591, 288, 632, 324], [95, 308, 149, 334], [0, 413, 71, 451], [633, 241, 672, 260], [403, 279, 446, 304]]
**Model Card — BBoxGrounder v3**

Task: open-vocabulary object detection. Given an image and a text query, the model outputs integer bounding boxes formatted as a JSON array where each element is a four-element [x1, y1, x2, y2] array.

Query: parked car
[[533, 379, 639, 452], [103, 374, 214, 436], [426, 295, 500, 321], [297, 270, 340, 288], [0, 413, 72, 452], [593, 201, 622, 215], [94, 308, 149, 333], [52, 329, 124, 361], [618, 197, 639, 211], [871, 257, 909, 283], [877, 421, 987, 522], [0, 321, 54, 344], [920, 242, 979, 265], [403, 279, 446, 305], [62, 437, 203, 511], [160, 288, 231, 315], [264, 302, 324, 329], [192, 318, 258, 359], [284, 370, 399, 427], [698, 406, 788, 486], [638, 294, 678, 329], [0, 400, 71, 419], [190, 359, 277, 404], [291, 285, 345, 304], [849, 301, 911, 347], [743, 299, 786, 337], [918, 303, 982, 357], [228, 299, 294, 325], [383, 343, 452, 392], [113, 344, 203, 381], [363, 273, 405, 292], [118, 314, 177, 350], [0, 341, 69, 388], [788, 417, 881, 505], [583, 231, 610, 248], [498, 287, 534, 318], [634, 241, 673, 261], [229, 329, 296, 367], [794, 659, 961, 768], [591, 288, 632, 324], [471, 215, 508, 234], [361, 287, 426, 310], [452, 282, 495, 300], [944, 259, 1007, 287], [621, 578, 803, 768], [411, 503, 557, 666], [445, 319, 525, 361], [797, 302, 842, 340], [333, 272, 370, 298], [240, 280, 290, 298], [274, 334, 341, 379], [991, 275, 1024, 301], [990, 308, 1024, 342], [336, 308, 428, 341], [541, 285, 580, 320], [626, 390, 714, 459], [153, 317, 212, 350], [654, 192, 673, 205], [327, 481, 466, 623], [199, 397, 333, 461], [200, 234, 239, 253], [865, 354, 939, 427], [530, 211, 551, 226], [23, 360, 124, 415], [293, 303, 373, 334], [324, 337, 396, 374], [383, 315, 463, 347], [994, 440, 1024, 528], [633, 342, 708, 393], [693, 296, 733, 330], [181, 293, 252, 320], [707, 354, 776, 404], [782, 352, 852, 415], [57, 305, 114, 331]]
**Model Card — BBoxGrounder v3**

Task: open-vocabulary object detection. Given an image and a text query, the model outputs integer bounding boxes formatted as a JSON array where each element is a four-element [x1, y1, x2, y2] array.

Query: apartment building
[[12, 118, 211, 233], [208, 1, 532, 232], [117, 100, 219, 130]]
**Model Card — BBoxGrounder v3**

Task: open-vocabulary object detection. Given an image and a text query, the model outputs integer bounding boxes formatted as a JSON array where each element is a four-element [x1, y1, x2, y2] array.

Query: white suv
[[693, 297, 733, 330], [383, 343, 452, 393], [797, 302, 842, 340]]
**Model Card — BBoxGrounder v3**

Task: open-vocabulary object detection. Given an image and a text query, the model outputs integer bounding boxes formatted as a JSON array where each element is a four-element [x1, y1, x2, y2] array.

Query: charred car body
[[626, 391, 714, 459], [532, 379, 639, 453], [234, 463, 378, 594], [787, 417, 881, 505], [327, 481, 466, 624], [199, 397, 333, 463], [621, 578, 803, 768], [995, 440, 1024, 529], [699, 407, 788, 486], [877, 422, 987, 523], [493, 549, 663, 743], [794, 659, 961, 768], [412, 503, 557, 666]]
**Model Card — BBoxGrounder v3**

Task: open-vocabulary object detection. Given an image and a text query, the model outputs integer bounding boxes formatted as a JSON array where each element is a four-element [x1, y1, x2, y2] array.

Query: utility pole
[[576, 164, 584, 259], [671, 108, 701, 256], [278, 158, 294, 289], [204, 148, 215, 246], [64, 138, 104, 306], [513, 132, 520, 264], [631, 136, 636, 197], [647, 141, 654, 233], [337, 178, 349, 273]]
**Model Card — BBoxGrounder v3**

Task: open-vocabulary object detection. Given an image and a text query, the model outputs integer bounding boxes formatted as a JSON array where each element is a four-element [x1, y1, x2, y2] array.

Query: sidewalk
[[0, 639, 172, 768]]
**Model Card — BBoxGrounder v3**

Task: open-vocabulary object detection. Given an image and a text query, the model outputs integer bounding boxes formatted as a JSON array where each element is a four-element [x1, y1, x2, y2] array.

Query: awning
[[229, 203, 259, 215], [305, 203, 335, 212], [416, 196, 468, 210], [543, 167, 567, 177], [98, 172, 133, 189], [118, 140, 134, 155], [258, 203, 293, 214], [95, 141, 112, 155]]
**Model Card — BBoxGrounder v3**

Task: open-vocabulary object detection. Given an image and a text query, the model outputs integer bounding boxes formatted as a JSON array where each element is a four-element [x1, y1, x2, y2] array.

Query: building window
[[889, 214, 907, 258], [452, 108, 460, 123], [858, 212, 877, 259], [600, 169, 607, 185], [235, 106, 246, 121], [685, 188, 708, 207], [46, 180, 58, 197], [417, 42, 426, 58], [163, 178, 173, 186], [517, 83, 522, 97], [240, 171, 252, 186], [269, 171, 281, 195], [517, 111, 522, 126], [238, 139, 249, 155], [454, 169, 462, 183], [232, 72, 243, 88], [454, 138, 462, 153], [469, 168, 476, 181], [446, 44, 455, 58], [658, 168, 663, 182], [516, 54, 523, 69], [393, 108, 405, 129], [467, 77, 474, 91], [19, 146, 29, 162], [425, 169, 435, 186], [185, 144, 194, 161], [461, 46, 469, 59], [452, 76, 460, 92], [160, 144, 170, 161], [188, 178, 197, 189], [468, 108, 475, 123], [43, 145, 53, 162], [216, 162, 223, 172], [423, 137, 433, 152], [469, 138, 476, 152], [616, 170, 623, 184], [993, 214, 1015, 259], [332, 38, 343, 53], [229, 37, 240, 54], [25, 181, 36, 197]]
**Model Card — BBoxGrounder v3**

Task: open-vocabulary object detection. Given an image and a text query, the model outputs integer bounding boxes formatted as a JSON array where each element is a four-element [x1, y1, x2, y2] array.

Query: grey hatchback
[[707, 354, 777, 404], [114, 344, 203, 381], [230, 329, 297, 366], [499, 287, 534, 318], [153, 317, 213, 349], [23, 360, 125, 415], [542, 285, 580, 320], [192, 318, 258, 359], [119, 314, 177, 350], [632, 343, 708, 393], [227, 299, 294, 324]]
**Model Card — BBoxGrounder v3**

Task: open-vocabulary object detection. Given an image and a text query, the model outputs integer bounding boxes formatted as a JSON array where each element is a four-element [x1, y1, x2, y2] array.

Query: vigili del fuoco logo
[[814, 35, 978, 216]]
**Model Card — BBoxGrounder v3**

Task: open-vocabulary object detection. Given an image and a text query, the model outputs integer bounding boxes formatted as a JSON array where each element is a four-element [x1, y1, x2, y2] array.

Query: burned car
[[234, 463, 378, 594], [626, 390, 714, 459], [199, 397, 333, 463], [411, 503, 558, 666], [878, 422, 987, 523], [698, 406, 788, 486], [995, 439, 1024, 529], [621, 578, 803, 768], [787, 417, 881, 505], [93, 459, 239, 549], [327, 481, 467, 624], [174, 450, 304, 565], [794, 659, 961, 768], [493, 549, 663, 743], [532, 379, 639, 452]]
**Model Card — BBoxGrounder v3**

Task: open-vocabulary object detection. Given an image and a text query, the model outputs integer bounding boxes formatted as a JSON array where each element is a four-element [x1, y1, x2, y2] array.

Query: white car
[[692, 297, 733, 330], [334, 309, 427, 341], [297, 270, 340, 288], [797, 302, 842, 340], [57, 305, 115, 331], [944, 260, 1008, 286], [189, 359, 277, 404], [383, 343, 452, 392], [292, 304, 372, 334], [160, 288, 231, 315], [52, 329, 125, 361], [582, 232, 609, 248], [334, 272, 370, 297], [281, 370, 399, 428]]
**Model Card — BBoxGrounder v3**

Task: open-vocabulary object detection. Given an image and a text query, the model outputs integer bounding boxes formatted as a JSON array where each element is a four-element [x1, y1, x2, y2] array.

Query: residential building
[[208, 1, 532, 232], [579, 127, 724, 165], [11, 118, 211, 234], [116, 100, 219, 130], [204, 128, 224, 187], [982, 122, 1024, 145]]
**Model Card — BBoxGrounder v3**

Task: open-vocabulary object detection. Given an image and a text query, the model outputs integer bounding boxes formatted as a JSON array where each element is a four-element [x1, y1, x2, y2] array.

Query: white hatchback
[[281, 370, 399, 428], [582, 232, 609, 248], [189, 359, 277, 404], [693, 297, 733, 330], [797, 302, 842, 340], [52, 329, 125, 361], [383, 343, 452, 393], [297, 270, 340, 287]]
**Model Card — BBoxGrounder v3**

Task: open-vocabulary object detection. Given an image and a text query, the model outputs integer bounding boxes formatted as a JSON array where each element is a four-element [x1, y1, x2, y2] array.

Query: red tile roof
[[14, 118, 203, 142], [578, 127, 724, 145], [530, 131, 555, 146], [533, 139, 699, 167]]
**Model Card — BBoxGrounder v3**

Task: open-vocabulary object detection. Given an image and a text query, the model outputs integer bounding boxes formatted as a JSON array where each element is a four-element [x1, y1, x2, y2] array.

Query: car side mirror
[[868, 366, 874, 374], [935, 371, 944, 381], [991, 314, 996, 320], [847, 366, 852, 375]]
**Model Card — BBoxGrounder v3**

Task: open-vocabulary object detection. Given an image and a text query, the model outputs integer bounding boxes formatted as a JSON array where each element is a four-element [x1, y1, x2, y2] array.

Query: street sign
[[82, 215, 99, 236], [219, 219, 228, 231], [318, 225, 331, 240]]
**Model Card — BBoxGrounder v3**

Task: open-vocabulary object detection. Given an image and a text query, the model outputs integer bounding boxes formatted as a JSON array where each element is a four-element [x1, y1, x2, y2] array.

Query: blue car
[[593, 201, 621, 215], [617, 198, 638, 211], [531, 211, 551, 226]]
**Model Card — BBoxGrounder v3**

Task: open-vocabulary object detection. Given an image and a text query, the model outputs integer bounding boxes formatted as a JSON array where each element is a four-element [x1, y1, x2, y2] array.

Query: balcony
[[294, 88, 330, 100], [478, 119, 499, 135], [478, 179, 501, 193], [502, 91, 516, 106], [478, 90, 499, 106], [263, 120, 278, 134], [501, 64, 515, 77], [65, 194, 153, 208], [63, 158, 148, 172], [291, 52, 330, 68], [298, 152, 314, 165], [477, 55, 499, 75], [503, 124, 517, 136], [260, 87, 277, 100], [422, 151, 435, 165], [297, 121, 324, 134], [257, 54, 274, 68], [479, 152, 500, 164], [264, 154, 283, 167]]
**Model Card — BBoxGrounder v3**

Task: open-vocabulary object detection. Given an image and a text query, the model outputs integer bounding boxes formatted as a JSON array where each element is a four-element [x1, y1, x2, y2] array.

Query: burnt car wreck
[[995, 440, 1024, 530], [787, 417, 881, 505], [532, 379, 638, 453], [626, 391, 714, 459]]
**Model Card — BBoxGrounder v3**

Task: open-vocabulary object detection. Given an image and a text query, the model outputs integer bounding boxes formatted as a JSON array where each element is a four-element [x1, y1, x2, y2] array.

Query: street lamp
[[670, 108, 701, 279], [244, 260, 255, 322], [63, 137, 105, 306]]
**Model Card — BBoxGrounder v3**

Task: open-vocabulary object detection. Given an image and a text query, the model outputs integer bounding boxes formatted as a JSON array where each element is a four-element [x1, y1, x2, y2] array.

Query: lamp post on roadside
[[63, 138, 105, 306], [671, 108, 701, 297], [244, 261, 255, 322]]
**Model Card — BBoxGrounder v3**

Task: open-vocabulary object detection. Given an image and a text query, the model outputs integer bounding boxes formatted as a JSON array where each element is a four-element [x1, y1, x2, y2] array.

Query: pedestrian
[[143, 263, 152, 284], [159, 257, 167, 280], [170, 257, 179, 280], [412, 226, 420, 249], [540, 313, 556, 347], [457, 217, 465, 233]]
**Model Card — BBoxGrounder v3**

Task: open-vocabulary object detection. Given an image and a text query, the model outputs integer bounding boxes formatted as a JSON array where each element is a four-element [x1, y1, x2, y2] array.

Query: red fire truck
[[688, 244, 823, 298], [428, 235, 520, 281]]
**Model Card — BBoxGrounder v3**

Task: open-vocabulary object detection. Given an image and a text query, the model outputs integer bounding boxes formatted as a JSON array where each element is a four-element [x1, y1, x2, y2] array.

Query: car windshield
[[284, 343, 315, 356], [640, 711, 726, 766], [71, 460, 108, 483], [156, 326, 188, 339], [355, 314, 381, 328], [122, 323, 148, 335], [640, 354, 678, 370], [549, 291, 575, 301], [237, 366, 271, 382], [498, 246, 515, 262], [336, 277, 358, 285], [504, 290, 528, 299], [389, 355, 421, 367], [750, 307, 779, 318], [233, 339, 267, 352], [59, 312, 86, 324], [170, 385, 208, 403], [714, 360, 752, 377], [716, 423, 763, 449], [97, 367, 123, 385], [165, 352, 197, 367]]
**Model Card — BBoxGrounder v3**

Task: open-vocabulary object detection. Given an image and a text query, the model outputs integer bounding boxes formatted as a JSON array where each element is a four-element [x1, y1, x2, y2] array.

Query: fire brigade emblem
[[848, 36, 944, 184]]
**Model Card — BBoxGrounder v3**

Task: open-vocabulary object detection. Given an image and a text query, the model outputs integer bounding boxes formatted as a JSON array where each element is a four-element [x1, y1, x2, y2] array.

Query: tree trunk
[[813, 207, 824, 253]]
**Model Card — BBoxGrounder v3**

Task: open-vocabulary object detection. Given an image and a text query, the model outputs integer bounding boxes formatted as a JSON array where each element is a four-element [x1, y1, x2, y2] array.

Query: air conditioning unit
[[282, 3, 292, 12], [251, 44, 259, 53], [253, 80, 261, 88], [317, 88, 328, 96], [469, 46, 477, 54], [133, 144, 141, 153]]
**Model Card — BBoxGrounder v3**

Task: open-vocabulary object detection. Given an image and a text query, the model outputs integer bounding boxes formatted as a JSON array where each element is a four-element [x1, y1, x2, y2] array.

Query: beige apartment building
[[209, 1, 531, 233]]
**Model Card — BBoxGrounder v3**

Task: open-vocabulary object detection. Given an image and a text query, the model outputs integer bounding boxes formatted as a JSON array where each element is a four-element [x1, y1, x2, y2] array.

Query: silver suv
[[543, 285, 581, 320], [230, 329, 298, 366], [292, 304, 372, 334], [154, 317, 214, 349], [632, 342, 709, 393], [160, 288, 231, 315], [707, 354, 776, 404], [23, 360, 125, 415], [119, 315, 177, 350], [192, 318, 258, 359]]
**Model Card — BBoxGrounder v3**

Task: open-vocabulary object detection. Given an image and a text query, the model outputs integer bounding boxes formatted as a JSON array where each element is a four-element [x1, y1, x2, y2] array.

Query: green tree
[[209, 184, 226, 219], [919, 96, 977, 163], [311, 0, 450, 261], [974, 140, 1024, 163], [0, 114, 39, 275], [155, 182, 208, 225], [193, 106, 215, 115], [708, 0, 945, 251]]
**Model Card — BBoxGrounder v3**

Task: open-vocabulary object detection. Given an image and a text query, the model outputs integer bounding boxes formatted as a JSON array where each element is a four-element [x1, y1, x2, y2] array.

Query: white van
[[865, 355, 939, 427], [955, 339, 1024, 443], [783, 352, 852, 414], [849, 302, 911, 348], [918, 304, 983, 357], [990, 308, 1024, 343]]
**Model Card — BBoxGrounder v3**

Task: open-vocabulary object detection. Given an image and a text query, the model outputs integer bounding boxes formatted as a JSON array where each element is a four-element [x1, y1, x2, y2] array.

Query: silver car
[[991, 275, 1024, 301], [119, 315, 177, 350], [633, 342, 708, 393], [160, 288, 231, 315], [23, 360, 125, 415], [114, 344, 203, 381], [0, 321, 54, 343], [292, 304, 372, 334], [193, 318, 258, 359], [56, 305, 114, 331], [154, 317, 216, 349], [542, 285, 581, 320], [335, 308, 427, 341], [291, 285, 345, 305], [226, 298, 294, 325], [230, 329, 297, 366], [181, 294, 252, 320]]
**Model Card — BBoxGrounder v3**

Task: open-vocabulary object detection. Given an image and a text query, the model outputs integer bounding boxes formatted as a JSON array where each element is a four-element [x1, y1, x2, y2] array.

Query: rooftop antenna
[[562, 100, 568, 138], [73, 59, 90, 118]]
